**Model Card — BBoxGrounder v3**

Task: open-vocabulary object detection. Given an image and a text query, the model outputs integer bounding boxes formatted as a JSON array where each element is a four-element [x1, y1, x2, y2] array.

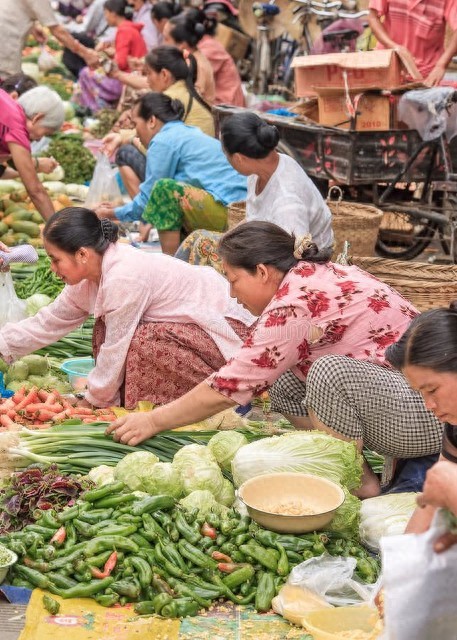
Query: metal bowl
[[238, 472, 345, 534]]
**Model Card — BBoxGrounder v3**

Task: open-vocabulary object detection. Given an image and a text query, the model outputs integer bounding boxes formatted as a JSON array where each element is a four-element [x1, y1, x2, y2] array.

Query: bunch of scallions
[[0, 423, 264, 478]]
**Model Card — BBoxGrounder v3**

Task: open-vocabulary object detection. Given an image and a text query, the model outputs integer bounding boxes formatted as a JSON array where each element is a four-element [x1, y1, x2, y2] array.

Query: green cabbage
[[179, 490, 229, 518], [359, 492, 418, 551], [88, 465, 115, 486], [142, 462, 183, 498], [217, 478, 235, 507], [231, 432, 363, 491], [114, 451, 160, 491], [207, 431, 248, 472], [26, 294, 52, 316], [327, 487, 361, 537], [172, 443, 224, 497], [173, 444, 216, 467]]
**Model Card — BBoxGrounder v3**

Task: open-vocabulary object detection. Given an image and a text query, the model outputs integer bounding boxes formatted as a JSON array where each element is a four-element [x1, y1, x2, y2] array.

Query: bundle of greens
[[45, 135, 96, 184]]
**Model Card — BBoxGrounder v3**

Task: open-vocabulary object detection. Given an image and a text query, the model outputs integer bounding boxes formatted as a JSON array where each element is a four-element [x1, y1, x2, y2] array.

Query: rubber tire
[[375, 212, 437, 260]]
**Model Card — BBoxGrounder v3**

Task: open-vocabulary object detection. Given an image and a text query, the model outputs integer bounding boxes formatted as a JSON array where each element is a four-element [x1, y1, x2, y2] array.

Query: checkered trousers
[[269, 355, 443, 459]]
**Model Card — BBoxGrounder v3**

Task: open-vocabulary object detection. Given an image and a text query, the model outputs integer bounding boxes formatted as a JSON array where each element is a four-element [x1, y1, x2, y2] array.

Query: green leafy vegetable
[[207, 430, 248, 472], [113, 451, 160, 491], [142, 462, 183, 498]]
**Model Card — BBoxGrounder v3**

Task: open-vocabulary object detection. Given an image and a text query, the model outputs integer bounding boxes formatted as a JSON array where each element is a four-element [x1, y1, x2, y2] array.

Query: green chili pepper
[[83, 482, 126, 503], [110, 578, 141, 600], [36, 510, 60, 529], [131, 495, 175, 517], [221, 564, 255, 591], [92, 494, 136, 509], [43, 595, 60, 615], [275, 543, 289, 577], [78, 509, 114, 524], [174, 511, 201, 545], [240, 542, 278, 572], [83, 536, 139, 557], [47, 572, 78, 589], [95, 593, 120, 607], [53, 577, 115, 599], [177, 540, 217, 569], [152, 592, 173, 614], [130, 556, 153, 590], [255, 572, 276, 613], [134, 601, 155, 615]]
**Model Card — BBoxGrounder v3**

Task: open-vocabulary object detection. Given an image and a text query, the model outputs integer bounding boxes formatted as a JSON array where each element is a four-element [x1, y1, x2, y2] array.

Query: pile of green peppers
[[1, 481, 380, 618]]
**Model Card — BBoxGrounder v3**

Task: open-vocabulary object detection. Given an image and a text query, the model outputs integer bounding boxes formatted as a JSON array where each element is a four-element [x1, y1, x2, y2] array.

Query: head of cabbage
[[114, 451, 160, 492], [207, 431, 248, 472], [141, 462, 183, 498], [172, 444, 225, 498], [179, 490, 229, 518]]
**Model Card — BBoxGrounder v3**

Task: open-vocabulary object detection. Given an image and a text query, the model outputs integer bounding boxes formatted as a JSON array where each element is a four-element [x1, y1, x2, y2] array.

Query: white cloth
[[0, 243, 255, 407], [246, 154, 334, 250], [133, 1, 160, 51], [1, 0, 58, 78]]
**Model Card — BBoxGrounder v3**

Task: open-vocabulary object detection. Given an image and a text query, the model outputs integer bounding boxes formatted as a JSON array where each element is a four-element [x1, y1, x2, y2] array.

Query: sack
[[85, 154, 123, 208], [0, 272, 27, 328], [38, 47, 57, 73], [381, 509, 457, 640]]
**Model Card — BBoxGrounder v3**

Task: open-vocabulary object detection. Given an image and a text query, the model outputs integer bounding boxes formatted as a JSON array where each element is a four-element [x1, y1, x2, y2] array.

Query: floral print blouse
[[208, 261, 417, 405]]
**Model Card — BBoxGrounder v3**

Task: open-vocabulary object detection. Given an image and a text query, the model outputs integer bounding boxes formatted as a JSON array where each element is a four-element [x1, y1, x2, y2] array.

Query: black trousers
[[62, 32, 95, 79]]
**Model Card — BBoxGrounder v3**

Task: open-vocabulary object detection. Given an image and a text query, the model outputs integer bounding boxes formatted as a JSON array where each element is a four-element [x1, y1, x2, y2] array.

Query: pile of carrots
[[0, 387, 117, 430]]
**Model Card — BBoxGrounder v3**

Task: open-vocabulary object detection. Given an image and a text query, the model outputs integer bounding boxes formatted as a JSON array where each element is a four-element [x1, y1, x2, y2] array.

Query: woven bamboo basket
[[328, 200, 384, 258], [226, 201, 246, 230], [352, 256, 457, 311]]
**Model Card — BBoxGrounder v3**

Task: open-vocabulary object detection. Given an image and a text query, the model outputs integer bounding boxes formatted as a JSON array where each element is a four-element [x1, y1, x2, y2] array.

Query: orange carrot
[[37, 390, 50, 402], [45, 393, 57, 406], [51, 410, 71, 422], [0, 399, 16, 413], [34, 409, 57, 422], [24, 403, 63, 414], [12, 387, 26, 403], [6, 410, 17, 420], [66, 407, 95, 416], [0, 415, 15, 428], [14, 387, 38, 411]]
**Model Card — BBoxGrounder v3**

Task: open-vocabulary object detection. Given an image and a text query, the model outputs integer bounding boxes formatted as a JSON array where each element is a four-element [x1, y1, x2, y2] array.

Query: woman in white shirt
[[175, 111, 334, 271]]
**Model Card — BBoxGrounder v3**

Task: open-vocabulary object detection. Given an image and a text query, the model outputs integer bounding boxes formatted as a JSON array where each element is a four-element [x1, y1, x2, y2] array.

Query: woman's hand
[[95, 203, 116, 219], [0, 241, 10, 272], [76, 397, 93, 408], [102, 132, 122, 157], [417, 460, 457, 553], [106, 412, 161, 445], [127, 56, 145, 71], [37, 157, 59, 174]]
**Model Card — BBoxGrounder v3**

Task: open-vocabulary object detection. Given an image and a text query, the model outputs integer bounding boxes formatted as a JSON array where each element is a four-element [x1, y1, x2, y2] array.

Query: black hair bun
[[256, 121, 280, 151]]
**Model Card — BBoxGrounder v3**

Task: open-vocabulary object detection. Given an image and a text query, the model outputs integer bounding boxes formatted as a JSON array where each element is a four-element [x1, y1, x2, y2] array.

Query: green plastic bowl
[[0, 545, 18, 584]]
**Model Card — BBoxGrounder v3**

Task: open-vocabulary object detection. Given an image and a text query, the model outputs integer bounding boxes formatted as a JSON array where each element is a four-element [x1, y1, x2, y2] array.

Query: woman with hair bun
[[163, 8, 216, 103], [182, 7, 244, 106], [177, 111, 333, 270], [107, 221, 437, 502], [96, 92, 246, 255], [0, 207, 254, 408]]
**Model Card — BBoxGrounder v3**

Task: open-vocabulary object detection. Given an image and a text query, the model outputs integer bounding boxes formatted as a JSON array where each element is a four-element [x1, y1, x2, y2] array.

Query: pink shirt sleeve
[[207, 285, 313, 405], [0, 94, 31, 155], [0, 285, 89, 362], [368, 0, 387, 15]]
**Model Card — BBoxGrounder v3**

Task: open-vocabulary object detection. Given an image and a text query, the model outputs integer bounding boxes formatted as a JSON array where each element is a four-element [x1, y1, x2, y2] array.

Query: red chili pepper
[[90, 551, 118, 579], [201, 522, 217, 539], [217, 562, 242, 573], [103, 551, 118, 576], [90, 567, 107, 579], [211, 551, 232, 563], [50, 526, 66, 545]]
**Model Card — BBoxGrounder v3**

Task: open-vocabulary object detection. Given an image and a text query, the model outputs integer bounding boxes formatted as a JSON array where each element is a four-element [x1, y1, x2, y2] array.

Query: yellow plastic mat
[[19, 591, 306, 640]]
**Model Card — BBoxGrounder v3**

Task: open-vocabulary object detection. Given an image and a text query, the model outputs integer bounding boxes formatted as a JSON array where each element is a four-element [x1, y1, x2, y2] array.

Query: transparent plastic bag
[[381, 509, 457, 640], [38, 47, 57, 73], [85, 154, 123, 208], [286, 556, 379, 606], [0, 272, 27, 328]]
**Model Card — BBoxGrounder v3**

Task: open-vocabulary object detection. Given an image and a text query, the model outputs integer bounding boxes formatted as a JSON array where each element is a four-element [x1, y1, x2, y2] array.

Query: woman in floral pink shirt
[[109, 222, 443, 496]]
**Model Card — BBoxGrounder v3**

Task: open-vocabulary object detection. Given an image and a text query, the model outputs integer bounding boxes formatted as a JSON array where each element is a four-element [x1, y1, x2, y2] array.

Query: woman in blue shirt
[[96, 92, 246, 254]]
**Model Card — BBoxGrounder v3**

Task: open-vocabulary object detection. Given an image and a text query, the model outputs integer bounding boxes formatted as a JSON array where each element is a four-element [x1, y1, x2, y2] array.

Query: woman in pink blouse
[[0, 208, 254, 409], [108, 221, 443, 497]]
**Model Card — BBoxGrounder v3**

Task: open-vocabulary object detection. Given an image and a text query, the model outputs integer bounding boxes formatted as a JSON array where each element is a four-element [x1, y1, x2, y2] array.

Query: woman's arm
[[9, 143, 54, 220], [110, 68, 149, 89], [425, 29, 457, 86], [49, 24, 100, 68], [368, 8, 399, 49], [0, 287, 89, 362], [107, 381, 235, 445]]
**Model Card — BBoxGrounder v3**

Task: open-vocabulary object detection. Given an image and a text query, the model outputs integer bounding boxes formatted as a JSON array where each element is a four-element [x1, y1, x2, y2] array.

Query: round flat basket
[[328, 201, 383, 258], [352, 257, 457, 311], [227, 201, 246, 230]]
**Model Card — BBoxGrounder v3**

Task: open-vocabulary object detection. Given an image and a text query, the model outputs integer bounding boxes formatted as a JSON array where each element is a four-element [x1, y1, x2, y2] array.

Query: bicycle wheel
[[375, 210, 437, 260]]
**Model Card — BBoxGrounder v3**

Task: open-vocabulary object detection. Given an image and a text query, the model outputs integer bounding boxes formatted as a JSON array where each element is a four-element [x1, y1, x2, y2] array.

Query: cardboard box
[[215, 24, 250, 61], [317, 90, 394, 131], [292, 49, 420, 97]]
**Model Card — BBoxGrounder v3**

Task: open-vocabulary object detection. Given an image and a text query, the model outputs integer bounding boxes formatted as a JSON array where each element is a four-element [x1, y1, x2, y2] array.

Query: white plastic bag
[[381, 509, 457, 639], [0, 272, 27, 328], [286, 556, 379, 606], [38, 47, 57, 73], [85, 154, 123, 208]]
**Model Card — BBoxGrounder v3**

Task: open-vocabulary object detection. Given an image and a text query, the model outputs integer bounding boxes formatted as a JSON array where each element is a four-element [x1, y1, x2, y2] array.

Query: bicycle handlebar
[[292, 4, 368, 21]]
